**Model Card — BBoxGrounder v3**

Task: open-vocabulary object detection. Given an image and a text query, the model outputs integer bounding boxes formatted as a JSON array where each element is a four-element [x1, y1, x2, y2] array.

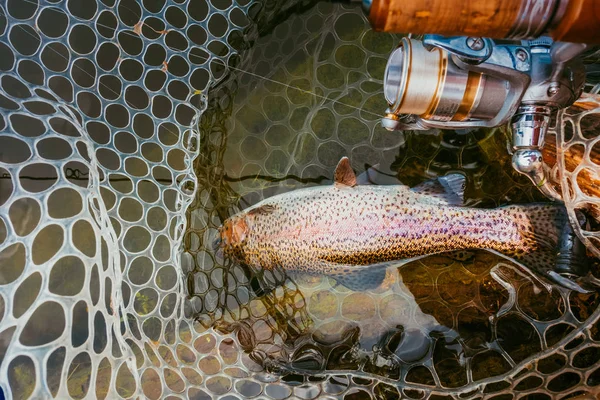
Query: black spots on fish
[[483, 221, 495, 229], [526, 205, 567, 227], [512, 247, 528, 257]]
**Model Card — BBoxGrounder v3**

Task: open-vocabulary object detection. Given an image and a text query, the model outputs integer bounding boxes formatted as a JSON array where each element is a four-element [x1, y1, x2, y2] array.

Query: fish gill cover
[[1, 0, 600, 399]]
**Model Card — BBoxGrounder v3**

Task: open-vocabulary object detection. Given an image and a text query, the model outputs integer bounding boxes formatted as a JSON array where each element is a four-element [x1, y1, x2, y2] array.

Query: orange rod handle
[[369, 0, 600, 44]]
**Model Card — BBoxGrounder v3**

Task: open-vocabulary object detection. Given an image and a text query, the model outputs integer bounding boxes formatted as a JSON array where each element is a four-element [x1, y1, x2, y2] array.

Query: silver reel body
[[382, 35, 587, 200]]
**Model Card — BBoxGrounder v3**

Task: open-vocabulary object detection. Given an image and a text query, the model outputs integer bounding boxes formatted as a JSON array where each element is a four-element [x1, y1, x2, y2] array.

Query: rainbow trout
[[219, 157, 585, 292]]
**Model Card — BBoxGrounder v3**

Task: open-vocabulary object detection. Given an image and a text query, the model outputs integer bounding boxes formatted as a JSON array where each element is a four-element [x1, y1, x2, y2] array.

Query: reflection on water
[[185, 2, 600, 397], [209, 250, 599, 390]]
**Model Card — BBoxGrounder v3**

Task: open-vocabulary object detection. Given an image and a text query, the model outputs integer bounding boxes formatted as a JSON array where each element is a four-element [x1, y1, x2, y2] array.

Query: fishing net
[[1, 0, 600, 399], [553, 89, 600, 259]]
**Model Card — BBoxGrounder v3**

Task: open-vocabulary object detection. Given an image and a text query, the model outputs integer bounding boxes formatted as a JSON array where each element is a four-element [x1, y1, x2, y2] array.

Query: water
[[1, 0, 600, 398], [186, 2, 600, 398]]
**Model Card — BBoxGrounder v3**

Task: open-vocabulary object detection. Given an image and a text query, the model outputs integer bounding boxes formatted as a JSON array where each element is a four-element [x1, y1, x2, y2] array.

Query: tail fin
[[516, 204, 590, 293], [522, 204, 568, 250]]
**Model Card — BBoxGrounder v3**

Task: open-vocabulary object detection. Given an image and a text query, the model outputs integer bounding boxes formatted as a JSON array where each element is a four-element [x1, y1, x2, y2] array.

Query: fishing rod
[[365, 0, 599, 43], [358, 0, 599, 201]]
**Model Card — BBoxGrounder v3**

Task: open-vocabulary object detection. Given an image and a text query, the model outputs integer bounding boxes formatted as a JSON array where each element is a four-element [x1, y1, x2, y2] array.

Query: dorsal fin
[[321, 260, 409, 291], [334, 157, 357, 187]]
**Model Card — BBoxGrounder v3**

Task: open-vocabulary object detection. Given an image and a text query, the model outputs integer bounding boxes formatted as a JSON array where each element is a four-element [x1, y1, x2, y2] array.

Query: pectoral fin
[[324, 259, 417, 291]]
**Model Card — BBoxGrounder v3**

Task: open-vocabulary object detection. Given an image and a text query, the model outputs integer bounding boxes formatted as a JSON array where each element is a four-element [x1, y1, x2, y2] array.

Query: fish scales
[[224, 185, 548, 273], [219, 157, 580, 291]]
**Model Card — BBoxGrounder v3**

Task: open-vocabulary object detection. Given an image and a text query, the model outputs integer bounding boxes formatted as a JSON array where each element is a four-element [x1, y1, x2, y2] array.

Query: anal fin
[[330, 267, 389, 292], [325, 260, 415, 292]]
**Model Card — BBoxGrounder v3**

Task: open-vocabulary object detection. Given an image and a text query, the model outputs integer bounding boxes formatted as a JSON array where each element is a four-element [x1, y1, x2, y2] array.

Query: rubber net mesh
[[1, 0, 600, 399]]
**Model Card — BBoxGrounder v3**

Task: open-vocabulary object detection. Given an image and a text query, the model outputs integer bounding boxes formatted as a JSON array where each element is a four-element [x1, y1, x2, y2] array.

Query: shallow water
[[185, 2, 600, 398], [1, 0, 600, 399]]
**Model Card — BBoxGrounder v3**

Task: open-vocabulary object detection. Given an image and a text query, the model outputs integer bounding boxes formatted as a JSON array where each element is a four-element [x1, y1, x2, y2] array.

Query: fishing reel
[[381, 36, 587, 200]]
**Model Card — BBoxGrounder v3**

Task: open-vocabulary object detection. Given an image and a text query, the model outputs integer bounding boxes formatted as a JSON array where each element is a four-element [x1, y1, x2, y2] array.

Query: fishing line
[[0, 7, 185, 138], [2, 1, 388, 206], [1, 2, 386, 119], [224, 173, 330, 184]]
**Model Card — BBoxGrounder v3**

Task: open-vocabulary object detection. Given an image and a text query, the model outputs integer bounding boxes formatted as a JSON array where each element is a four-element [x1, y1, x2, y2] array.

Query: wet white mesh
[[0, 0, 244, 397], [556, 89, 600, 259]]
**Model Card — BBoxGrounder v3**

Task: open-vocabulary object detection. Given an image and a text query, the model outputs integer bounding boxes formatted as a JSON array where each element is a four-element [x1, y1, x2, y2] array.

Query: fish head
[[219, 215, 249, 250], [217, 203, 280, 263]]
